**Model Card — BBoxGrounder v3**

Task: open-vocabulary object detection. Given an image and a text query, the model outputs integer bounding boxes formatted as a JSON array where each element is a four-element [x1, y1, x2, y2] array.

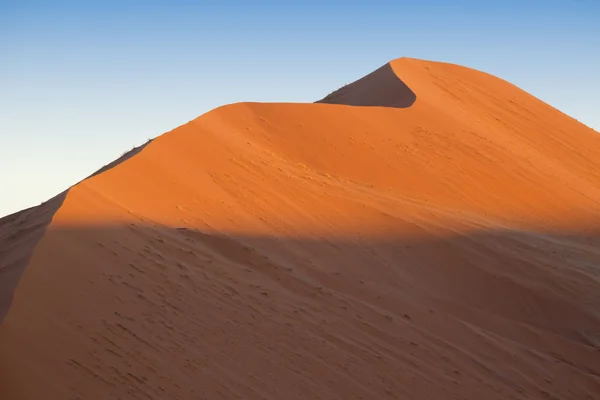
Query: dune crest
[[316, 60, 417, 108], [1, 58, 600, 399]]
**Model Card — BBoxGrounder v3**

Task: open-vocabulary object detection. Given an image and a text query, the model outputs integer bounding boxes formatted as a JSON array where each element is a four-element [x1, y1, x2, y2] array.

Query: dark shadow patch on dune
[[316, 63, 416, 108], [2, 224, 600, 398], [0, 192, 67, 324], [0, 140, 154, 325]]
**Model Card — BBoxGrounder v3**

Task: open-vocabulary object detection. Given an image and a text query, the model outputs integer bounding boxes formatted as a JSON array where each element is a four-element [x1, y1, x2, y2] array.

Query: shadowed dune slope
[[1, 57, 600, 399], [0, 139, 153, 325], [0, 193, 66, 323], [316, 62, 416, 107]]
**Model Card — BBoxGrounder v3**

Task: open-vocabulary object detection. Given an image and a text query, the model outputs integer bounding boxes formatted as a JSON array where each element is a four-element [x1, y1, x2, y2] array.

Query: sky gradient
[[1, 0, 599, 217]]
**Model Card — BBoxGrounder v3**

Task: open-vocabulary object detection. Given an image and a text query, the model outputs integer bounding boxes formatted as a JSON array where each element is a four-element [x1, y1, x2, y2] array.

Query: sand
[[1, 57, 599, 399]]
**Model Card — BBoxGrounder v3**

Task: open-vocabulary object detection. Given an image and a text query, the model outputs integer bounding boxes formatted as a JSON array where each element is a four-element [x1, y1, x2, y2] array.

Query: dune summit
[[316, 61, 417, 108], [1, 57, 600, 399]]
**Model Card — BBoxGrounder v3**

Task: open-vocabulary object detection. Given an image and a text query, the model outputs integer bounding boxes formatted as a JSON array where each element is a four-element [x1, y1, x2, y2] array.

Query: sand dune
[[1, 57, 600, 399]]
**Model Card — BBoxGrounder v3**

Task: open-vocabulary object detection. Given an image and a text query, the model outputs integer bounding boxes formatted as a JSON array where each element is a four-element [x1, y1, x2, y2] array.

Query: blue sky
[[1, 0, 599, 217]]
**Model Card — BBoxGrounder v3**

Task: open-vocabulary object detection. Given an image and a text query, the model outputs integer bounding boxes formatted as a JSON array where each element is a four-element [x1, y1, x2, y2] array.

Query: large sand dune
[[1, 57, 599, 399]]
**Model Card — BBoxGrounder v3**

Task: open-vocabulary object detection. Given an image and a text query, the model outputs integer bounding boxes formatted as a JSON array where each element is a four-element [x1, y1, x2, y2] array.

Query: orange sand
[[1, 58, 599, 399]]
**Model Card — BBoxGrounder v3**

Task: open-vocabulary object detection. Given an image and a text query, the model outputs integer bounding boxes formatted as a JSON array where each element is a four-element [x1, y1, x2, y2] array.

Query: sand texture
[[1, 58, 599, 399]]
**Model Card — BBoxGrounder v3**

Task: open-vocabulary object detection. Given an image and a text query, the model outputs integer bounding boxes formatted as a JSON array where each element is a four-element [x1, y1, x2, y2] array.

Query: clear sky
[[1, 0, 599, 217]]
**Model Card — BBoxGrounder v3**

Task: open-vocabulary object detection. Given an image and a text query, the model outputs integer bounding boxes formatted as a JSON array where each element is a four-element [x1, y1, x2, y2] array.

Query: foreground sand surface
[[1, 58, 600, 399]]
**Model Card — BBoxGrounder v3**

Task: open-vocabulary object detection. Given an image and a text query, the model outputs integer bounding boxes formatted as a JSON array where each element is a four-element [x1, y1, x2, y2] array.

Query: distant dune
[[1, 58, 600, 399]]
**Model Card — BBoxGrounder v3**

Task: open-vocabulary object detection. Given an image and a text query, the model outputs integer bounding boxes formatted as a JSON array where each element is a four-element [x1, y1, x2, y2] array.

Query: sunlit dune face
[[1, 58, 600, 399]]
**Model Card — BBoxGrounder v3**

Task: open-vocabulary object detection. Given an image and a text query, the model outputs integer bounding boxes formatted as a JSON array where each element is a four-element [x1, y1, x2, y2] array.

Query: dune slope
[[1, 58, 600, 399], [316, 62, 416, 107]]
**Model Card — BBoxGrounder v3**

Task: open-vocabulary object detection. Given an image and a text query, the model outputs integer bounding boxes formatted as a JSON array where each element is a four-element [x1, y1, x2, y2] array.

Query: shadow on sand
[[316, 63, 417, 108], [0, 139, 153, 324], [1, 221, 600, 398]]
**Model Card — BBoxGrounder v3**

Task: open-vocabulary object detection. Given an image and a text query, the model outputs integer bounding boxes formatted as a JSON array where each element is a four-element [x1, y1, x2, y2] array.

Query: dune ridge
[[1, 57, 600, 399], [316, 60, 417, 108]]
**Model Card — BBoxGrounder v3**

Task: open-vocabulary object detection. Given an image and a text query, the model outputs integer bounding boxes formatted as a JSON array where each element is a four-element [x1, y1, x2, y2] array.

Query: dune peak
[[316, 60, 417, 108]]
